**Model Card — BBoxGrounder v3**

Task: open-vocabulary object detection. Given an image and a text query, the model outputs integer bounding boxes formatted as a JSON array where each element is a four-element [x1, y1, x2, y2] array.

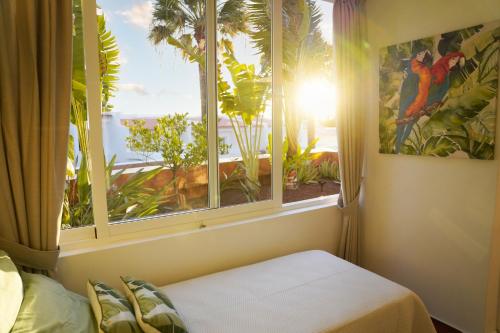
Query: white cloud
[[119, 83, 149, 95], [119, 1, 153, 29], [117, 54, 128, 65]]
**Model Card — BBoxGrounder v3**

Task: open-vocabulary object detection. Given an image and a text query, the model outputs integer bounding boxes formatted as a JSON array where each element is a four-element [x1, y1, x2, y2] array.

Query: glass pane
[[217, 0, 273, 207], [98, 0, 209, 223], [282, 0, 340, 203], [63, 0, 94, 229]]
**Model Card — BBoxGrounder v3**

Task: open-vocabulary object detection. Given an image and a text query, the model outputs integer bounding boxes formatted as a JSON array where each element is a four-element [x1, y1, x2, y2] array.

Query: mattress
[[161, 250, 436, 333]]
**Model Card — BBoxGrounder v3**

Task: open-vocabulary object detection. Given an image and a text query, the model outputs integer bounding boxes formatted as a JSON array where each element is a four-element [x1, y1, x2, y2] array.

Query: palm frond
[[97, 12, 120, 112], [218, 0, 248, 36]]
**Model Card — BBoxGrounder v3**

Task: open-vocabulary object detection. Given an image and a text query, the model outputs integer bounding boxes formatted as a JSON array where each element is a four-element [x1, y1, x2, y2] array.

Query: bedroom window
[[97, 0, 211, 222], [217, 0, 273, 207], [282, 0, 340, 204], [62, 0, 338, 238]]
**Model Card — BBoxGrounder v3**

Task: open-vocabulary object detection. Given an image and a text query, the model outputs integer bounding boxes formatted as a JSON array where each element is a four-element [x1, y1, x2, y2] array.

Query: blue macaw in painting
[[394, 48, 431, 153]]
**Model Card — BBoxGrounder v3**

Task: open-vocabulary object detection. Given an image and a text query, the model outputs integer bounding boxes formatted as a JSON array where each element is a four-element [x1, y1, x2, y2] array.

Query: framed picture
[[379, 21, 500, 159]]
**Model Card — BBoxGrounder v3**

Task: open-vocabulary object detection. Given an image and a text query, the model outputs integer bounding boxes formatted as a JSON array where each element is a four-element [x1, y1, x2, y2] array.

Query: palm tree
[[248, 0, 332, 156], [149, 0, 248, 117]]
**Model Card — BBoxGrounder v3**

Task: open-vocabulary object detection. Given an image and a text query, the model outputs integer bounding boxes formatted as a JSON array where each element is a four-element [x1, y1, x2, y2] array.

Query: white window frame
[[61, 0, 338, 248]]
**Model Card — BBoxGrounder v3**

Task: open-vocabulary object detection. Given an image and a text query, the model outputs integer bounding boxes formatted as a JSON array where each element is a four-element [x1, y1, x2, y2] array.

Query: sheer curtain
[[0, 1, 73, 272], [333, 0, 366, 264]]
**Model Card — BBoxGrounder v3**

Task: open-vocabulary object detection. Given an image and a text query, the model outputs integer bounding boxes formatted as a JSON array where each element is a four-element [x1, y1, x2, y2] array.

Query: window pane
[[217, 0, 273, 207], [282, 0, 340, 203], [98, 0, 209, 223], [63, 0, 94, 229]]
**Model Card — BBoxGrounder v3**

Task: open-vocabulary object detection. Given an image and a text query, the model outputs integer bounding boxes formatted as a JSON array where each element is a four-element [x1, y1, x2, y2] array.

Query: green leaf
[[421, 136, 460, 157]]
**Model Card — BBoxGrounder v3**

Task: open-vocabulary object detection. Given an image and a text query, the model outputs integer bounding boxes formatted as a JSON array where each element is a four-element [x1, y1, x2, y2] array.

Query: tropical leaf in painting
[[451, 25, 500, 86], [420, 136, 460, 157], [477, 38, 499, 83], [446, 131, 495, 160], [474, 100, 498, 136], [437, 24, 483, 56], [402, 128, 459, 157], [425, 79, 498, 132], [378, 107, 397, 153]]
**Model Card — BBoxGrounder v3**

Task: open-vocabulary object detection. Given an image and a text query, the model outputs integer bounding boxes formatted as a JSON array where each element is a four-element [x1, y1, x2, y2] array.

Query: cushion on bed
[[0, 250, 23, 333], [11, 271, 97, 333], [87, 280, 141, 333], [121, 276, 188, 333]]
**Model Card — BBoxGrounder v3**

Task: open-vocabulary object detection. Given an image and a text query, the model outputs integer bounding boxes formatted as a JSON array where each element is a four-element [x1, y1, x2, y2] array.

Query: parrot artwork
[[394, 50, 465, 154]]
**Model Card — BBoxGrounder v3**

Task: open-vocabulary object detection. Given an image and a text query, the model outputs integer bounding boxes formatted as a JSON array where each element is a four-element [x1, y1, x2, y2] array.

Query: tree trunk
[[198, 63, 207, 118], [307, 114, 316, 147], [284, 83, 300, 157]]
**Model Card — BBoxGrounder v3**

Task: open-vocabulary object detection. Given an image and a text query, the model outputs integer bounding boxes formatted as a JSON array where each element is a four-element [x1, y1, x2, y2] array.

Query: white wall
[[57, 205, 341, 296], [362, 1, 500, 332]]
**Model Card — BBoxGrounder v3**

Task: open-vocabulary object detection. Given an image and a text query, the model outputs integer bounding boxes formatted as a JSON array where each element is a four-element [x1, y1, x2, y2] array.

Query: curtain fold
[[333, 0, 366, 264], [0, 0, 73, 272]]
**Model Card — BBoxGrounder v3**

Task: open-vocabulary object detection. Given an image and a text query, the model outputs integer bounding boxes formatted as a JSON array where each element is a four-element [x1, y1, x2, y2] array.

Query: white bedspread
[[161, 250, 436, 333]]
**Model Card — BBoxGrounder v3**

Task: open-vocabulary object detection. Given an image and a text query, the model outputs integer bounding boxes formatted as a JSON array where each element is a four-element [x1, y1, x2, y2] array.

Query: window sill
[[59, 194, 339, 257]]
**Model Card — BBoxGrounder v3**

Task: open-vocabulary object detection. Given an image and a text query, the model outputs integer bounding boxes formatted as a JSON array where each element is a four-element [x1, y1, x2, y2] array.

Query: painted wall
[[57, 205, 341, 296], [362, 1, 500, 332]]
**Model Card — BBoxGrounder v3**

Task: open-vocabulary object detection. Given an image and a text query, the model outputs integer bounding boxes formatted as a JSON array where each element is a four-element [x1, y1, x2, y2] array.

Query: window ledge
[[59, 194, 339, 257]]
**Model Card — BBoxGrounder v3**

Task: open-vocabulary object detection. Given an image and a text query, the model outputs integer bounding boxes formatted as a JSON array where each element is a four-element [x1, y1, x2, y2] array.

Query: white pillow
[[0, 250, 23, 332]]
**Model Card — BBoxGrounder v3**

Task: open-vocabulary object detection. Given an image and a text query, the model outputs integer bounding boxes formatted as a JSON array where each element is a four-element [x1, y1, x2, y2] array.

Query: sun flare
[[295, 78, 337, 121]]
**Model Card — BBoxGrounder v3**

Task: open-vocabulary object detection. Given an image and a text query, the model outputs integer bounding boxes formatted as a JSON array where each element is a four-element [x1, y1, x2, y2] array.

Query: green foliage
[[126, 113, 230, 208], [218, 51, 271, 198], [126, 114, 229, 173], [105, 157, 167, 221], [62, 152, 93, 228], [72, 1, 86, 93], [190, 116, 231, 162], [149, 0, 248, 48], [97, 11, 120, 112], [220, 163, 260, 202], [269, 135, 319, 188], [62, 156, 166, 227], [127, 114, 194, 174], [318, 160, 340, 181], [296, 161, 319, 184]]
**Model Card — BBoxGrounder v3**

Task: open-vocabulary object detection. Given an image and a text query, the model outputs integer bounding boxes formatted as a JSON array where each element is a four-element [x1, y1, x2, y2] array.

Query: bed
[[3, 249, 436, 333], [161, 250, 436, 333]]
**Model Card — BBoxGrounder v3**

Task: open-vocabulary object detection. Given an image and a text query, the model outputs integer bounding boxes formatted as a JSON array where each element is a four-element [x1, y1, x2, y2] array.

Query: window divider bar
[[81, 0, 110, 238], [206, 0, 220, 209], [272, 0, 284, 205]]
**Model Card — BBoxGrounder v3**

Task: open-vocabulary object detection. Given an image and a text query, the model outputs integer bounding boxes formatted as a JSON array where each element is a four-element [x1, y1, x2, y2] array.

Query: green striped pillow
[[121, 276, 188, 333], [87, 280, 141, 333]]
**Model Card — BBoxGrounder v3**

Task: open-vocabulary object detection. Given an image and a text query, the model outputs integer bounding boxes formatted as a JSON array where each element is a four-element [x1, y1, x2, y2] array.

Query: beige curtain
[[0, 1, 73, 272], [333, 0, 366, 264]]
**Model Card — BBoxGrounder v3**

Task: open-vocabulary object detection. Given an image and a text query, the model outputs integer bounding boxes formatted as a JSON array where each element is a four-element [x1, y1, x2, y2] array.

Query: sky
[[98, 0, 333, 118]]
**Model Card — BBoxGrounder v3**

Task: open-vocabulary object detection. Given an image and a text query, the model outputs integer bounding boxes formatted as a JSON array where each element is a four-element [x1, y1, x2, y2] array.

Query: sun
[[295, 78, 337, 121]]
